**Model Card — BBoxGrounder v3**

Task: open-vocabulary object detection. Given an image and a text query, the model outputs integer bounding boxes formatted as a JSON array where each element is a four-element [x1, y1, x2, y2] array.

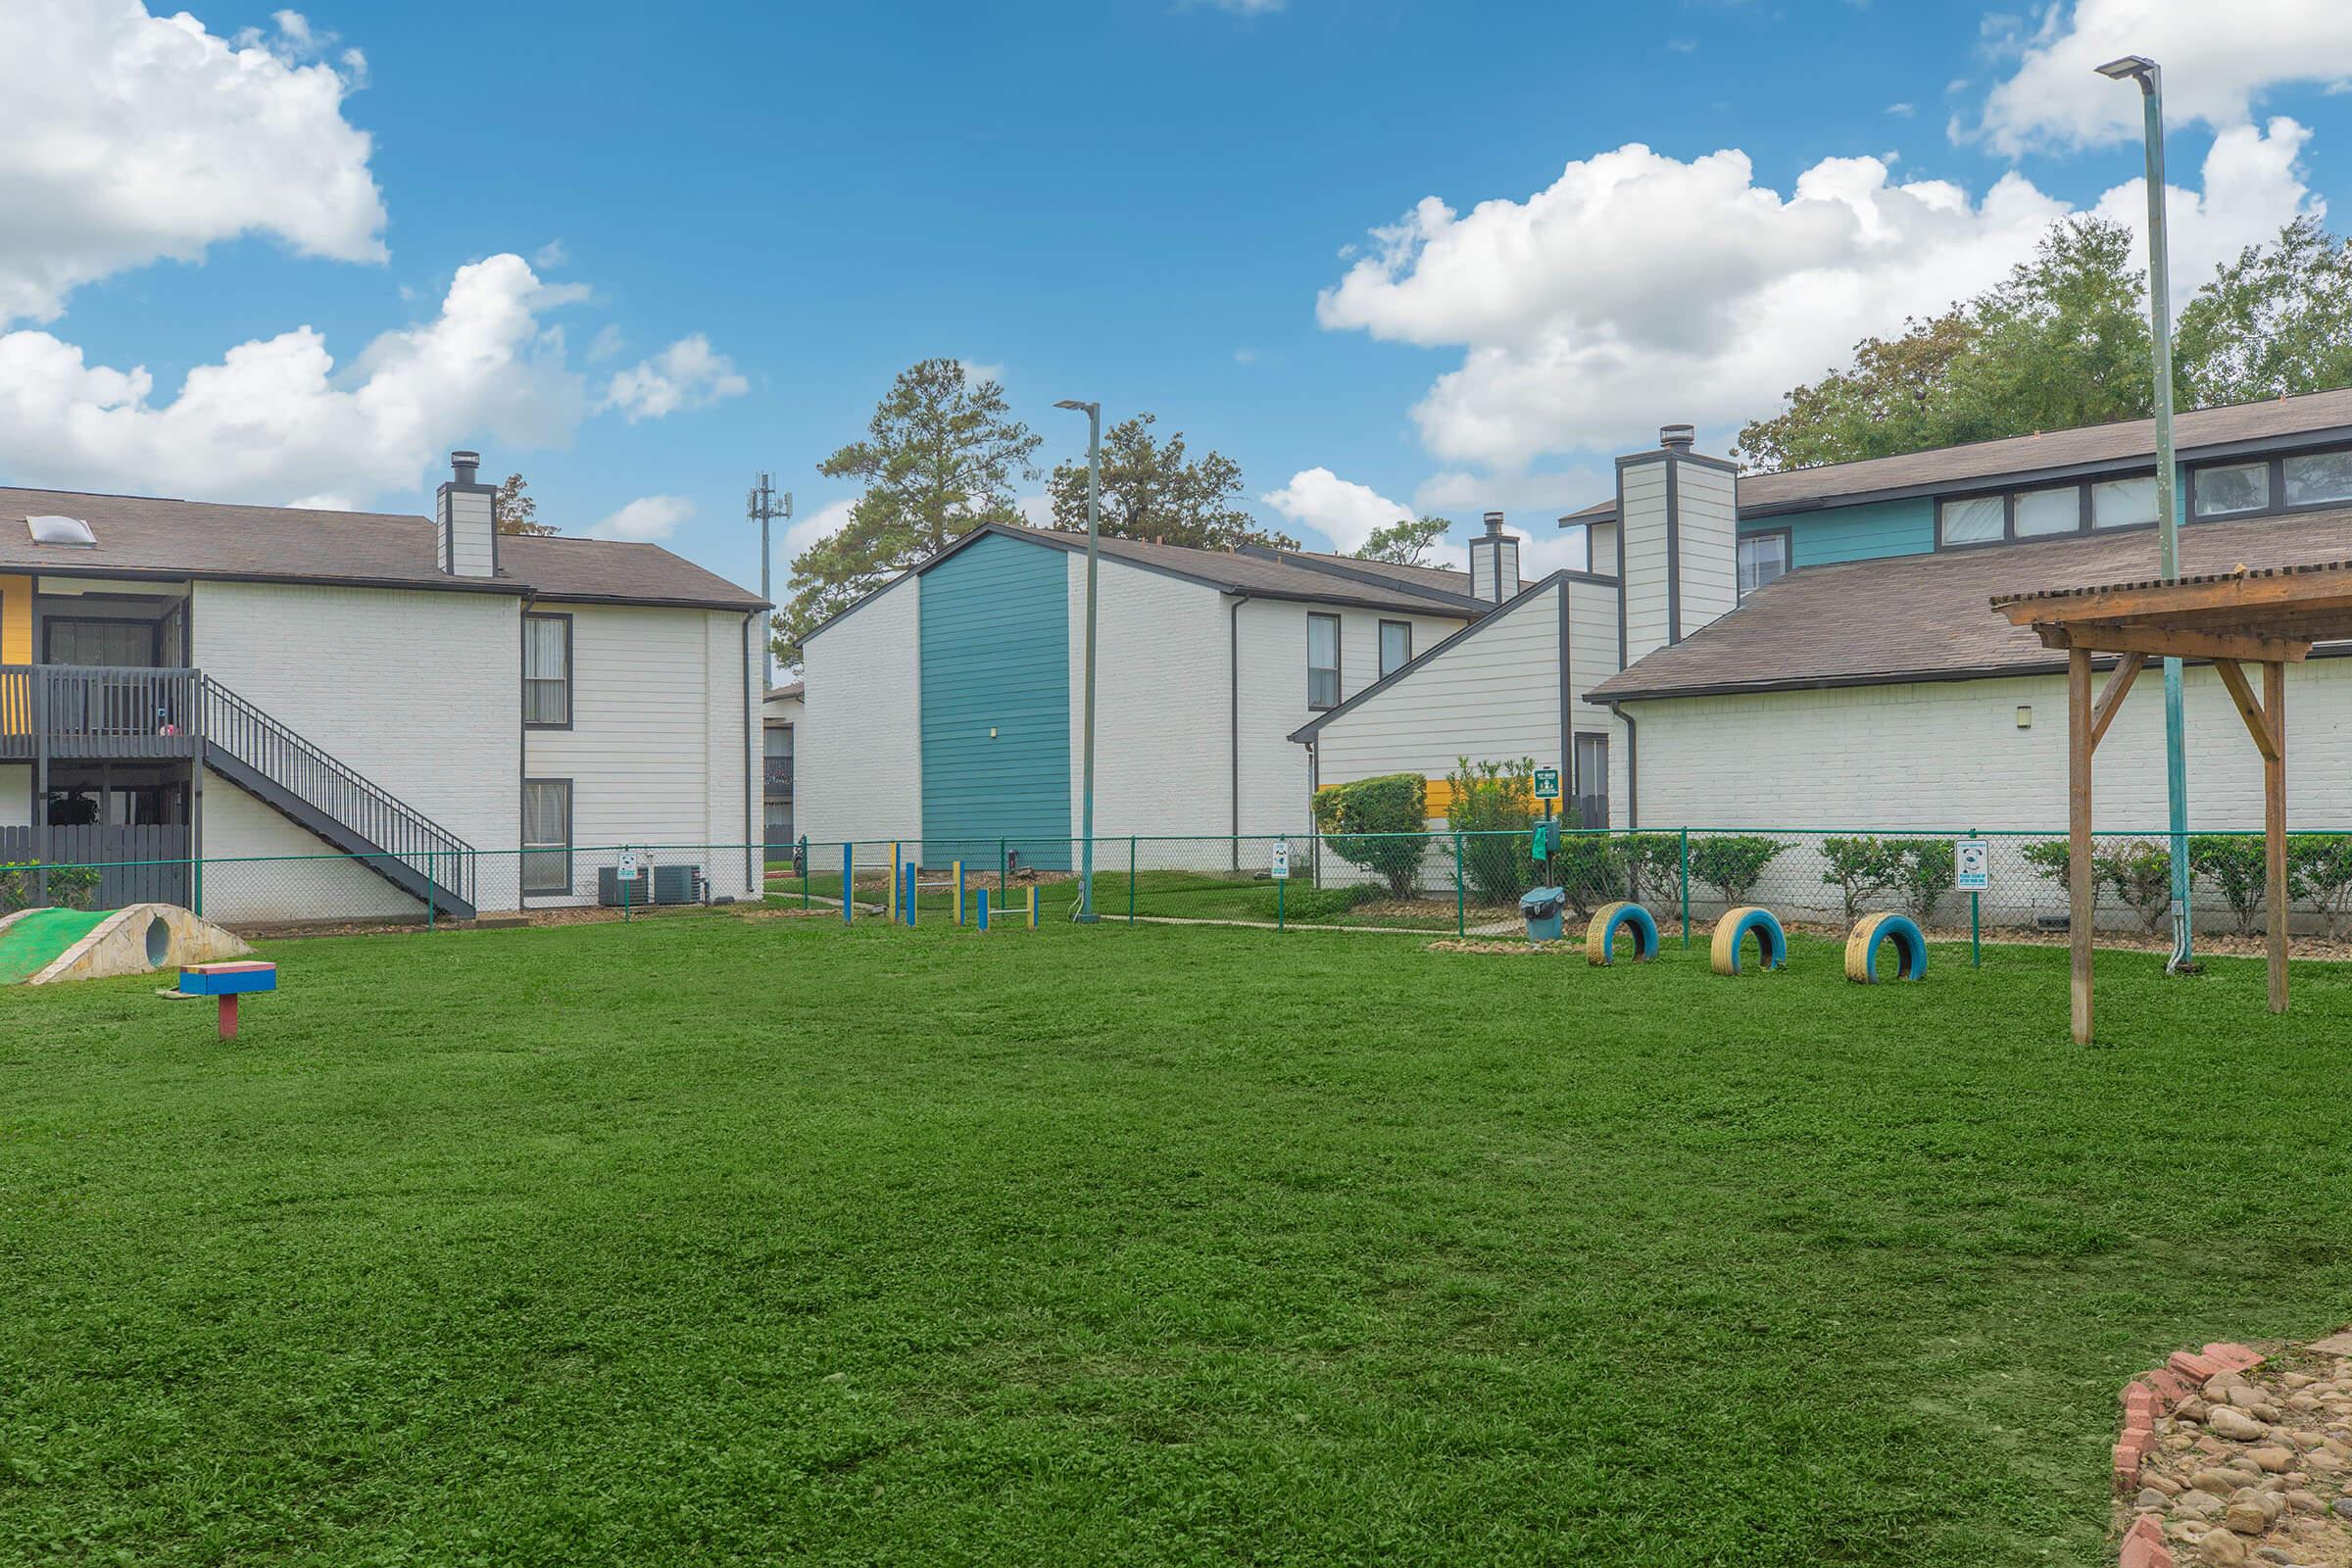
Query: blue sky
[[5, 0, 2352, 595]]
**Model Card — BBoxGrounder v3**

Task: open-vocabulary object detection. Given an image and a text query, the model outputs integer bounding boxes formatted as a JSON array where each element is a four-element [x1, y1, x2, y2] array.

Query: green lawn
[[6, 914, 2351, 1565], [770, 865, 1495, 929]]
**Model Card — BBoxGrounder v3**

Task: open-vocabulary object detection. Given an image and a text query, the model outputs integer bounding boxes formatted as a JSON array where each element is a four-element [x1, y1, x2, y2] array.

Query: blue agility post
[[842, 842, 853, 924], [977, 887, 991, 932], [902, 861, 915, 927]]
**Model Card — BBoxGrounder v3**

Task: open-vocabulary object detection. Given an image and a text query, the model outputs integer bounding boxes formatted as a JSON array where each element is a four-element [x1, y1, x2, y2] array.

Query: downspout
[[1305, 739, 1319, 886], [517, 590, 535, 911], [1607, 701, 1638, 830], [1230, 593, 1248, 873], [742, 610, 759, 900]]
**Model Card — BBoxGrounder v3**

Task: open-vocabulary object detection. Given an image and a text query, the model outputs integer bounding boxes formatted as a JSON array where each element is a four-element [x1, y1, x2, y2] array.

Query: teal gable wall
[[919, 533, 1072, 871]]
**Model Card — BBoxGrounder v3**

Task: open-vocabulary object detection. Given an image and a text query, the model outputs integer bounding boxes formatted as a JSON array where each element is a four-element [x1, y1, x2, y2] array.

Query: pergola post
[[2069, 646, 2094, 1046], [2264, 660, 2287, 1014]]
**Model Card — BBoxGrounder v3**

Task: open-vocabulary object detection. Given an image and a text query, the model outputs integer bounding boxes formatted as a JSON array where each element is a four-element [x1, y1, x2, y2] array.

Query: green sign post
[[1532, 766, 1561, 864]]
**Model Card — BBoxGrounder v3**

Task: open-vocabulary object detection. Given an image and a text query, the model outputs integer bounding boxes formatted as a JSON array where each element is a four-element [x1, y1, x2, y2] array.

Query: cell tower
[[748, 473, 791, 691]]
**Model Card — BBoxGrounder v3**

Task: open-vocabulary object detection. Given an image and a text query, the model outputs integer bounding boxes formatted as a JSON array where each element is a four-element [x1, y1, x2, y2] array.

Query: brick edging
[[2112, 1341, 2266, 1568]]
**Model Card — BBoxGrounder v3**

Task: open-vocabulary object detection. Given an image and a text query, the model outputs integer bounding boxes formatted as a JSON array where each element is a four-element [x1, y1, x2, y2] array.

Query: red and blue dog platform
[[175, 961, 277, 1039]]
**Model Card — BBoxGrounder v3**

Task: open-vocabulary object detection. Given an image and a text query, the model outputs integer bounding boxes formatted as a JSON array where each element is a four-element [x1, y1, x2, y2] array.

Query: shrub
[[2020, 839, 2175, 932], [0, 861, 100, 913], [1619, 833, 1684, 907], [1554, 832, 1628, 917], [1313, 773, 1427, 898], [1446, 758, 1538, 906], [2189, 835, 2268, 934], [1260, 882, 1381, 922], [1689, 835, 1785, 906], [1819, 836, 1902, 921], [1884, 838, 1956, 925], [2289, 833, 2352, 939]]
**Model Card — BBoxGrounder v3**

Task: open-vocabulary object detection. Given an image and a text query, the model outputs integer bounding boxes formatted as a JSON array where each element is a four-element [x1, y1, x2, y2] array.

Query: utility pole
[[748, 473, 791, 692], [2097, 53, 2193, 974]]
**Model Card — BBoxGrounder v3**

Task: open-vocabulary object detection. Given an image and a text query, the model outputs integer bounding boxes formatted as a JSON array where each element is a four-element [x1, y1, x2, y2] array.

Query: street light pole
[[1054, 399, 1102, 923], [2097, 53, 2193, 974]]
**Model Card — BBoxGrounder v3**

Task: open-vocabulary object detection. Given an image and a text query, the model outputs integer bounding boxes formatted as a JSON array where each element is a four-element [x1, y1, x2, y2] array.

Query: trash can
[[1520, 886, 1566, 943]]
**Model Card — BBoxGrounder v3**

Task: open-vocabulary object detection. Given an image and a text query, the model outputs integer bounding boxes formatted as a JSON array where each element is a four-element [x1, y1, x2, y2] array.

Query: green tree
[[1737, 219, 2155, 469], [2175, 216, 2352, 407], [774, 360, 1042, 664], [495, 472, 559, 536], [1312, 773, 1427, 898], [1354, 515, 1451, 565], [1045, 413, 1296, 551], [1689, 835, 1786, 906]]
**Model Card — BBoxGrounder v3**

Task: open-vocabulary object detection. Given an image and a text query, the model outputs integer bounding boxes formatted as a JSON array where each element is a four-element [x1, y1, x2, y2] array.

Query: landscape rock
[[2213, 1407, 2271, 1442], [2200, 1526, 2249, 1564], [2249, 1446, 2296, 1473]]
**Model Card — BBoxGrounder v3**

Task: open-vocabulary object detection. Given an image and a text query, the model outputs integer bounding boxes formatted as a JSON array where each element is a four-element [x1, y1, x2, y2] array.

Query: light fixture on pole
[[2096, 52, 2194, 975], [1054, 398, 1102, 924]]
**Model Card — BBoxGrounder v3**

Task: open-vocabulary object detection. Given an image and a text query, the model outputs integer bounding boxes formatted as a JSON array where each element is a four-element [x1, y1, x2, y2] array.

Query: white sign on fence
[[1271, 840, 1290, 880], [619, 847, 641, 880], [1955, 838, 1989, 893]]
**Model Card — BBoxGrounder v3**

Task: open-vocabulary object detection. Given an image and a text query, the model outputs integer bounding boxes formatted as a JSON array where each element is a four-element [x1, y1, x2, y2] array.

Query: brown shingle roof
[[1588, 509, 2352, 703], [1562, 387, 2352, 524], [0, 486, 764, 611], [978, 525, 1483, 616]]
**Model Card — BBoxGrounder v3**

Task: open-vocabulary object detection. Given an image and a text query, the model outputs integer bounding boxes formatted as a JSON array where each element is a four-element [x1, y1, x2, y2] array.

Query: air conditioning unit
[[597, 865, 651, 906], [652, 864, 704, 906]]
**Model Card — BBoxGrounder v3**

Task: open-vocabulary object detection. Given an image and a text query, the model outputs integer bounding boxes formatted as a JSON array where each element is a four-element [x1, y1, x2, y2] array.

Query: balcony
[[0, 665, 201, 761]]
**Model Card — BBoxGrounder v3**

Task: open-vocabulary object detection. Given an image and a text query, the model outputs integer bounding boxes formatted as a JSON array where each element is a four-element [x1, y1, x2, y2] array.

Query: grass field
[[6, 913, 2351, 1565]]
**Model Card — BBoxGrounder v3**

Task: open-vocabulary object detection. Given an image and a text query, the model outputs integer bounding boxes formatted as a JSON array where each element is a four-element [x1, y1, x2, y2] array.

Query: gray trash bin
[[1520, 886, 1566, 942]]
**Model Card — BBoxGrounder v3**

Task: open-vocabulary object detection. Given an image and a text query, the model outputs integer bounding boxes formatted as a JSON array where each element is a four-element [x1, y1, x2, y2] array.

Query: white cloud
[[1886, 102, 1916, 118], [588, 494, 694, 542], [1259, 467, 1411, 553], [1974, 0, 2352, 155], [1199, 0, 1284, 13], [1413, 466, 1607, 519], [956, 360, 1006, 387], [1315, 126, 2315, 468], [533, 239, 568, 270], [0, 253, 592, 505], [0, 2, 385, 324], [586, 323, 625, 363], [600, 333, 750, 421], [782, 498, 853, 562]]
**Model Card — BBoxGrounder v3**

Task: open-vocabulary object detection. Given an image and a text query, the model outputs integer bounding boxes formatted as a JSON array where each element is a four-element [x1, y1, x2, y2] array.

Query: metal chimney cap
[[450, 450, 482, 483], [1659, 424, 1695, 451], [1482, 510, 1505, 534]]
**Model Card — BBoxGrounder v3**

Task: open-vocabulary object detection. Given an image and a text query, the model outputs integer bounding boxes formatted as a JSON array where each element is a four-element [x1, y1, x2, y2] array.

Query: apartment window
[[1306, 613, 1341, 709], [1378, 619, 1411, 678], [1737, 532, 1789, 597], [1572, 732, 1609, 826], [521, 778, 572, 896], [522, 612, 572, 728], [2092, 475, 2159, 528], [1936, 494, 2006, 546], [2013, 484, 2081, 537], [2194, 461, 2271, 516], [2284, 450, 2352, 508]]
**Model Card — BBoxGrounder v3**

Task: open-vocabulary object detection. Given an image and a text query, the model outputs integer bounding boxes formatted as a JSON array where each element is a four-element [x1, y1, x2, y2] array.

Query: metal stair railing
[[200, 675, 477, 912]]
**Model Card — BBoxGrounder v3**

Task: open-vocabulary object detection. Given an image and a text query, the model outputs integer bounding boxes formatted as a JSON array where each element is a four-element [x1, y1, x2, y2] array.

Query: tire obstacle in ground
[[1709, 906, 1788, 975], [1585, 901, 1660, 965], [1845, 911, 1928, 983]]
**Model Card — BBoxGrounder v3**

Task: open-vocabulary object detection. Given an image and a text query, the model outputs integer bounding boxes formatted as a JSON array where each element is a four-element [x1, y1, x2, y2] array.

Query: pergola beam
[[2214, 660, 2280, 762], [2030, 621, 2309, 663], [2088, 651, 2146, 753]]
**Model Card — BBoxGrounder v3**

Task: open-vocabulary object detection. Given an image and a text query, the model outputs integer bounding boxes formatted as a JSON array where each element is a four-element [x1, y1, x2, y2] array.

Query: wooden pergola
[[1991, 560, 2352, 1045]]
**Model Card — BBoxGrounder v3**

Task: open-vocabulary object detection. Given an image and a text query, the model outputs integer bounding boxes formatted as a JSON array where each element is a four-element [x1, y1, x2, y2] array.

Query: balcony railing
[[0, 665, 199, 760]]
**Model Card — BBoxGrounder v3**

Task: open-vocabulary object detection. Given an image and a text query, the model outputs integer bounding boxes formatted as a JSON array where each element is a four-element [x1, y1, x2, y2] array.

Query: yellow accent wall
[[0, 575, 28, 663]]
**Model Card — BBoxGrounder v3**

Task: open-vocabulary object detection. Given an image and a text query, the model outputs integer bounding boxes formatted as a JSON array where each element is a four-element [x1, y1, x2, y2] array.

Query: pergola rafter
[[1991, 558, 2352, 1045]]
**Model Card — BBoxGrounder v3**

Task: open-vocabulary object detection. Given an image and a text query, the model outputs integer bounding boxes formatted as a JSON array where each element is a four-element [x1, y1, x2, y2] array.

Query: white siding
[[524, 603, 760, 904], [1618, 458, 1672, 664], [1624, 659, 2352, 833], [1314, 582, 1564, 799], [1587, 521, 1620, 577], [1566, 578, 1631, 826], [1675, 459, 1739, 640], [197, 766, 428, 925], [1238, 599, 1469, 834], [439, 488, 496, 578], [1067, 555, 1228, 839], [799, 574, 920, 857], [192, 581, 522, 912]]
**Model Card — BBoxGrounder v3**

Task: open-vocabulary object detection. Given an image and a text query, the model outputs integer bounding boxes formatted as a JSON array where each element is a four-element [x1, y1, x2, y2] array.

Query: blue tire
[[1846, 911, 1927, 983], [1586, 901, 1660, 965], [1711, 906, 1788, 974]]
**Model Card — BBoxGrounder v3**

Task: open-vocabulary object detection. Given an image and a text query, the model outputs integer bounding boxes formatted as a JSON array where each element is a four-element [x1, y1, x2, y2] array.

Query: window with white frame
[[2012, 484, 2081, 537], [522, 779, 572, 896], [1936, 494, 2006, 546], [1306, 613, 1341, 709], [1378, 619, 1411, 678], [522, 613, 571, 727], [1737, 533, 1789, 597], [2091, 475, 2159, 528]]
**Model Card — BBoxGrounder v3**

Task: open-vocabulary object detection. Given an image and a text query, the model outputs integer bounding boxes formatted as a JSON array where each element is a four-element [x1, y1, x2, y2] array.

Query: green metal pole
[[844, 841, 854, 925], [801, 835, 809, 909], [1454, 831, 1464, 938], [2103, 54, 2192, 974], [1277, 871, 1285, 932], [1679, 826, 1690, 948], [426, 852, 436, 933], [1128, 835, 1136, 926]]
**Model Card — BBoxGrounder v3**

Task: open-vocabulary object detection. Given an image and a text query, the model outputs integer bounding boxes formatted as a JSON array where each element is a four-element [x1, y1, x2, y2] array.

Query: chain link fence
[[9, 827, 2352, 955]]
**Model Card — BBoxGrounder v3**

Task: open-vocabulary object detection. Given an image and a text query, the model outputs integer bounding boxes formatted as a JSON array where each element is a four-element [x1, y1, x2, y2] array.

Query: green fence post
[[622, 847, 632, 923], [1277, 869, 1285, 932], [1969, 827, 1982, 969], [1128, 836, 1136, 926], [999, 838, 1007, 906], [844, 842, 854, 925], [801, 835, 810, 909], [1454, 831, 1465, 938], [426, 852, 436, 933], [1679, 826, 1690, 948]]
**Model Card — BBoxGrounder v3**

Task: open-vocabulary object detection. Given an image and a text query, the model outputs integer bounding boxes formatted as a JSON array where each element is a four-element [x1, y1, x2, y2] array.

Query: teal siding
[[919, 534, 1072, 871], [1749, 497, 1935, 565]]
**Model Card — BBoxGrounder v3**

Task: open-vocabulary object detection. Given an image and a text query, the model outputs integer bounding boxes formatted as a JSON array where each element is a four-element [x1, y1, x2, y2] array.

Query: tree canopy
[[495, 472, 558, 536], [1046, 412, 1296, 551], [773, 360, 1041, 664], [1737, 215, 2352, 471], [1353, 515, 1451, 565]]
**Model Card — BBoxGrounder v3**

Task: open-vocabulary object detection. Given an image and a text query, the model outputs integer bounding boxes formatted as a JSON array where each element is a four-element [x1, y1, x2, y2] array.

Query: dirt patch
[[228, 902, 724, 941], [1425, 938, 1581, 956]]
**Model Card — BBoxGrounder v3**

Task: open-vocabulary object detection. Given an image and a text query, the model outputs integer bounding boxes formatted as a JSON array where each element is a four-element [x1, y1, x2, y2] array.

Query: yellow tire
[[1710, 906, 1788, 975], [1586, 901, 1659, 965], [1845, 912, 1928, 983]]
